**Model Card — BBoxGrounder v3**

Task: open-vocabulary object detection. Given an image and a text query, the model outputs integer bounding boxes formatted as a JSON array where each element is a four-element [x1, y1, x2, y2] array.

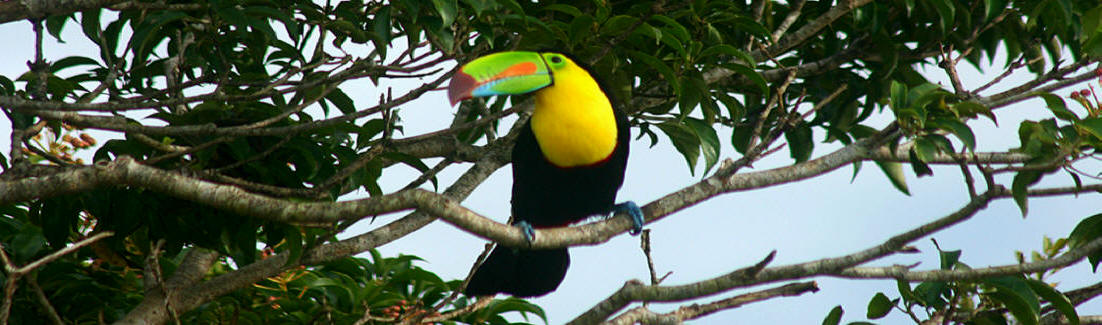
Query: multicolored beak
[[448, 51, 553, 106]]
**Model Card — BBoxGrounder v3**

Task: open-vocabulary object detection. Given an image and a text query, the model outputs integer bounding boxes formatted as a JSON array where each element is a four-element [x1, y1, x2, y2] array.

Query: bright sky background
[[1, 12, 1100, 324]]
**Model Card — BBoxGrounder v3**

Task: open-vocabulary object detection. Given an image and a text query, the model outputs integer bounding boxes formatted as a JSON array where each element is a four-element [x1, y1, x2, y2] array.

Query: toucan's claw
[[514, 220, 536, 243], [613, 201, 644, 235]]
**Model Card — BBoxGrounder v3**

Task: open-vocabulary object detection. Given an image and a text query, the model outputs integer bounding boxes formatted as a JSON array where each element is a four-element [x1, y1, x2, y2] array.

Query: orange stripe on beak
[[496, 61, 539, 79]]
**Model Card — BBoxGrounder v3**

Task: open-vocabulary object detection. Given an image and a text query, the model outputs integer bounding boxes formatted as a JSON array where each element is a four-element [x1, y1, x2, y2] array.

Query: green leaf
[[896, 279, 916, 304], [1036, 92, 1078, 121], [80, 9, 102, 44], [1076, 117, 1102, 140], [39, 197, 80, 249], [431, 0, 458, 26], [786, 122, 814, 163], [954, 101, 997, 125], [325, 89, 356, 115], [373, 6, 392, 58], [1084, 5, 1102, 39], [984, 0, 1009, 21], [909, 83, 949, 109], [699, 44, 755, 66], [628, 50, 679, 93], [485, 297, 547, 323], [731, 122, 753, 154], [568, 14, 597, 43], [46, 15, 70, 42], [283, 226, 304, 267], [685, 118, 720, 175], [494, 0, 524, 15], [677, 78, 703, 116], [246, 6, 299, 40], [930, 0, 956, 32], [1068, 213, 1102, 271], [1012, 170, 1042, 217], [732, 16, 771, 40], [600, 15, 640, 35], [909, 149, 933, 177], [657, 121, 701, 175], [722, 63, 768, 96], [50, 56, 100, 73], [822, 306, 843, 325], [984, 276, 1040, 325], [913, 281, 949, 308], [938, 249, 961, 270], [875, 161, 910, 195], [9, 226, 47, 261], [866, 292, 894, 319], [715, 91, 744, 120], [890, 81, 907, 111], [635, 25, 686, 58], [542, 3, 582, 17], [132, 11, 188, 62], [1024, 279, 1079, 325], [650, 15, 690, 41], [931, 118, 976, 151], [912, 136, 939, 162]]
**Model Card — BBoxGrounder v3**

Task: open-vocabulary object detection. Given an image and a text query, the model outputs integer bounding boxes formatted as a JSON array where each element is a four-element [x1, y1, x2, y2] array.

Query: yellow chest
[[531, 75, 618, 168]]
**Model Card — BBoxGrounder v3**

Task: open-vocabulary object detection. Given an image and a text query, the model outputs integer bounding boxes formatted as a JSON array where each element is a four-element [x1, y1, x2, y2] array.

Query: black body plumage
[[463, 66, 630, 297]]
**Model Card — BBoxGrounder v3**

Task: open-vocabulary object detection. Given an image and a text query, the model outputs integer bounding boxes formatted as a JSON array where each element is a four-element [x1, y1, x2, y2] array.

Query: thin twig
[[771, 0, 806, 42], [0, 232, 114, 324], [26, 272, 64, 325], [430, 241, 494, 316], [401, 157, 455, 191]]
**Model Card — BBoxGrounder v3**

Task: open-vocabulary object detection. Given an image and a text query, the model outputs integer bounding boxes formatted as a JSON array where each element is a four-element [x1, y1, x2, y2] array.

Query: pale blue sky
[[0, 14, 1099, 324]]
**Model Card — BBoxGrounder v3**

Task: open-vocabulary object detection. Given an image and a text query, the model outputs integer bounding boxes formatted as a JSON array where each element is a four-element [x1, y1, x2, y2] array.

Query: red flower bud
[[80, 133, 96, 145]]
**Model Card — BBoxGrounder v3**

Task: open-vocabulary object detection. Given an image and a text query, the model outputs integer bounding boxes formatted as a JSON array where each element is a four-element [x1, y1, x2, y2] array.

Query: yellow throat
[[531, 57, 618, 168]]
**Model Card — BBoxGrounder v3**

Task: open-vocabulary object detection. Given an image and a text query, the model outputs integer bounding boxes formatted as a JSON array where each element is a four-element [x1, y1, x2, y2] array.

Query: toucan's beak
[[448, 51, 552, 106]]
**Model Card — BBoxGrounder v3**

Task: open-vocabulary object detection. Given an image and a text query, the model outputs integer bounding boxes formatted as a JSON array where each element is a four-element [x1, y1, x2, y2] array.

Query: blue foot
[[613, 201, 645, 235], [514, 220, 536, 243]]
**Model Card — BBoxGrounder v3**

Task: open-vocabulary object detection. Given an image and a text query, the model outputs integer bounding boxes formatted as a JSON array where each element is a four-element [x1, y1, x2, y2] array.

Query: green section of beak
[[448, 51, 552, 105]]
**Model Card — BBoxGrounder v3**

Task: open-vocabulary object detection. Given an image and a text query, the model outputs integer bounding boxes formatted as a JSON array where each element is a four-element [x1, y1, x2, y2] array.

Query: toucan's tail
[[463, 246, 569, 298]]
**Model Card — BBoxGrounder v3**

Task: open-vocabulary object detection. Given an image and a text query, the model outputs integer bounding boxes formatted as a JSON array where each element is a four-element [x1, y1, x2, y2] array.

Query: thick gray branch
[[0, 0, 125, 23], [113, 115, 519, 325]]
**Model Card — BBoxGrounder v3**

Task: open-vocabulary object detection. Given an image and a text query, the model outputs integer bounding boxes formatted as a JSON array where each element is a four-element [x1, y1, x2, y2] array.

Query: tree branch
[[606, 281, 819, 324], [865, 144, 1033, 165], [0, 0, 126, 23], [835, 235, 1102, 281], [702, 0, 874, 84], [0, 231, 114, 324], [568, 252, 777, 325], [114, 113, 522, 325]]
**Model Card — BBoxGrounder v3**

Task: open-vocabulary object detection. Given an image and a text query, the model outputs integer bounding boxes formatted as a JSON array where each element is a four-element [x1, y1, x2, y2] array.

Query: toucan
[[447, 51, 644, 297]]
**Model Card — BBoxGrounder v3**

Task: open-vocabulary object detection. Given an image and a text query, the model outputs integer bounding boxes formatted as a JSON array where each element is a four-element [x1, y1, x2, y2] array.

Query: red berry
[[1081, 89, 1092, 97], [1095, 67, 1102, 77]]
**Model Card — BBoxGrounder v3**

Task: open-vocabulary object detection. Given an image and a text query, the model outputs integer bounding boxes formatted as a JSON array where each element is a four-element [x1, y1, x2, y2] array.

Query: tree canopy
[[1, 0, 1102, 324]]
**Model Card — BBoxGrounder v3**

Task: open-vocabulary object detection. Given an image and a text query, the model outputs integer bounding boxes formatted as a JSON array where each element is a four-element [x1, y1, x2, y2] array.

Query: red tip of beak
[[448, 71, 476, 106]]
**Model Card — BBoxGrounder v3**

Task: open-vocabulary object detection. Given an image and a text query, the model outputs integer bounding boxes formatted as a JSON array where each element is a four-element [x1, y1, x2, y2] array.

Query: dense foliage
[[1, 0, 1101, 323]]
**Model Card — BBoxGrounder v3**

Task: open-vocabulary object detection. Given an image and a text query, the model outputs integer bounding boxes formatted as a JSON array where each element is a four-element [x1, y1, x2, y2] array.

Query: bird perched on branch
[[447, 51, 644, 297]]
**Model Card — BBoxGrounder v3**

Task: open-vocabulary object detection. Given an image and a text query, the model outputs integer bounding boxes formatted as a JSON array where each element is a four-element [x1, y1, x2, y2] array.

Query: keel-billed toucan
[[448, 51, 644, 297]]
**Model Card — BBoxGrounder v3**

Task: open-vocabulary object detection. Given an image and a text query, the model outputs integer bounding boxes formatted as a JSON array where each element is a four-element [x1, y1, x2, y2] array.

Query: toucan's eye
[[550, 55, 563, 64]]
